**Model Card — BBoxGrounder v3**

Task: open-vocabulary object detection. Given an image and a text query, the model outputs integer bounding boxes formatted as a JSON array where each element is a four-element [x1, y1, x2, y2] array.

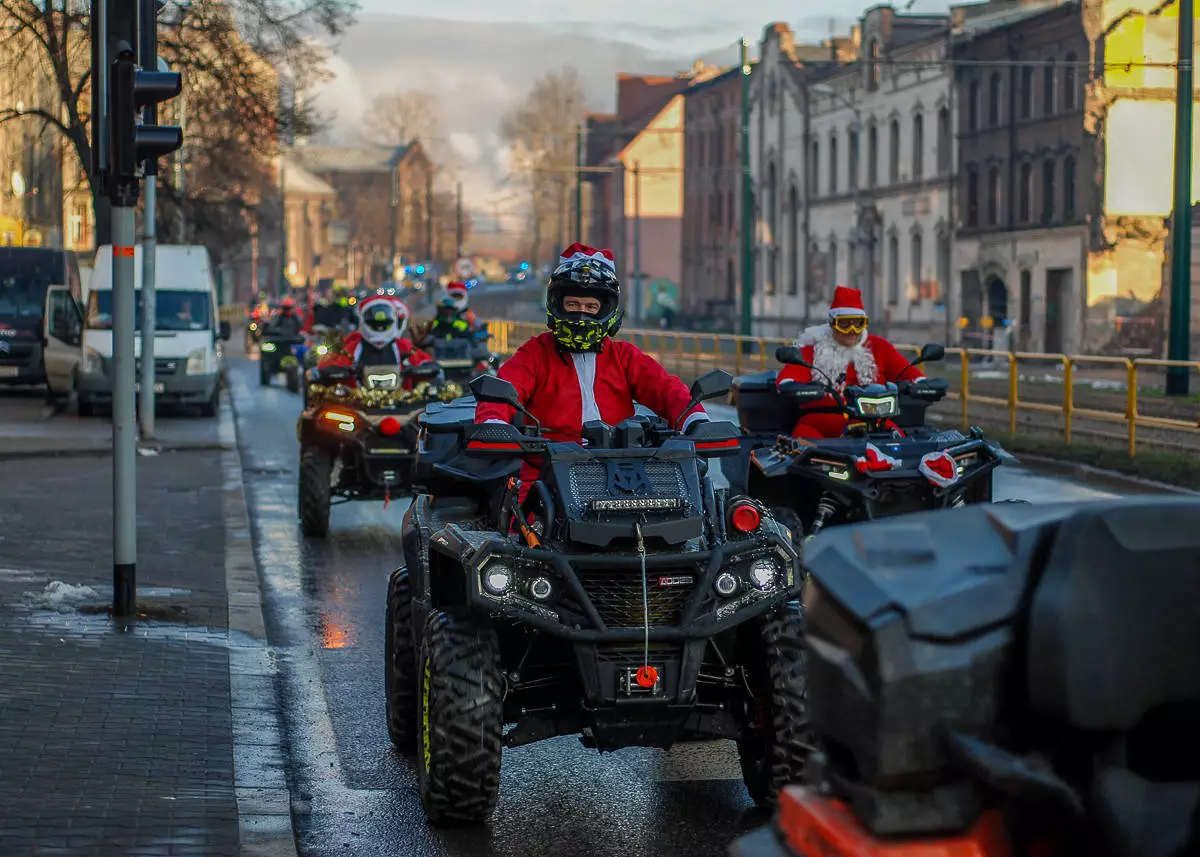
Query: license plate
[[134, 381, 166, 393], [439, 359, 473, 368], [0, 366, 18, 378]]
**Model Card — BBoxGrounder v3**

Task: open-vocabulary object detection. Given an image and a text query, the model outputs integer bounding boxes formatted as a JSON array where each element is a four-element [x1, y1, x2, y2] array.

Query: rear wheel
[[771, 506, 807, 552], [285, 363, 300, 393], [259, 360, 271, 386], [417, 609, 503, 826], [298, 447, 332, 537], [385, 567, 419, 752], [738, 603, 813, 809]]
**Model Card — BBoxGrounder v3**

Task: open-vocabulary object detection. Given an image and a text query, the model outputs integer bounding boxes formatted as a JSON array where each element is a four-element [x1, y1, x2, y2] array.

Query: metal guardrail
[[488, 320, 1200, 457]]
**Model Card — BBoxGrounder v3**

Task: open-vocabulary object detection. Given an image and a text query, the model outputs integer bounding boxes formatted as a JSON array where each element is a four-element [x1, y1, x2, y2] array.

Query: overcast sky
[[356, 0, 965, 54]]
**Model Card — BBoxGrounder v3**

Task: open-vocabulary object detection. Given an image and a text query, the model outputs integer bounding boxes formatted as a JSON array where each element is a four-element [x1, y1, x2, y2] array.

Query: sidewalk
[[0, 393, 295, 856]]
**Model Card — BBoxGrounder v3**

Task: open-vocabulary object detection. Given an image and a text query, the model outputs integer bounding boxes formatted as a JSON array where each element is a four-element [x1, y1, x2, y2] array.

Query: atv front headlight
[[482, 562, 515, 595], [261, 341, 277, 353], [316, 344, 329, 356], [855, 394, 899, 417], [748, 557, 780, 591]]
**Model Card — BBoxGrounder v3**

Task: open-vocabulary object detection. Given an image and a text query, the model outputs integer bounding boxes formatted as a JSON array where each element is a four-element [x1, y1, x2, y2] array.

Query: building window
[[912, 113, 924, 180], [1064, 155, 1077, 218], [937, 106, 951, 174], [1043, 59, 1055, 114], [1020, 66, 1034, 119], [1019, 269, 1032, 336], [868, 124, 878, 188], [888, 231, 900, 306], [811, 140, 820, 194], [968, 80, 980, 131], [869, 39, 882, 90], [936, 230, 949, 304], [967, 166, 979, 227], [1019, 162, 1032, 222], [987, 166, 1001, 225], [910, 229, 923, 301], [829, 136, 838, 194], [828, 237, 838, 287], [1042, 158, 1056, 224], [1064, 52, 1078, 111], [889, 119, 901, 184], [788, 182, 800, 295], [988, 72, 1002, 126], [849, 129, 860, 190], [766, 160, 778, 246]]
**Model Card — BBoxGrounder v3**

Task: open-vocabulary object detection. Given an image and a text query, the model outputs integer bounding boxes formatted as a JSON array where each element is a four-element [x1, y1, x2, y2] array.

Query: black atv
[[296, 359, 463, 536], [259, 332, 305, 391], [426, 327, 498, 383], [385, 371, 812, 826], [727, 344, 1018, 541]]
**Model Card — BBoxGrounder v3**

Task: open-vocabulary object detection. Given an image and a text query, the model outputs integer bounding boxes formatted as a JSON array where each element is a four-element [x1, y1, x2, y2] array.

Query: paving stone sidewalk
[[0, 395, 293, 855]]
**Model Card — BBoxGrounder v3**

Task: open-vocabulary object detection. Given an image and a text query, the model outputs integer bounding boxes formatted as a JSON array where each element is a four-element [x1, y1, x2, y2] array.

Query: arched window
[[937, 106, 951, 173], [887, 231, 900, 305], [1064, 155, 1077, 218], [810, 140, 820, 193], [912, 112, 925, 180], [869, 39, 882, 90], [988, 72, 1002, 126], [788, 182, 800, 295], [1063, 52, 1078, 111], [968, 80, 980, 131], [1042, 158, 1056, 224], [987, 166, 1001, 225], [1019, 162, 1032, 222], [868, 124, 879, 188], [889, 119, 901, 183], [910, 228, 924, 302], [829, 134, 838, 194], [1043, 59, 1055, 113], [966, 165, 980, 227], [828, 237, 838, 287]]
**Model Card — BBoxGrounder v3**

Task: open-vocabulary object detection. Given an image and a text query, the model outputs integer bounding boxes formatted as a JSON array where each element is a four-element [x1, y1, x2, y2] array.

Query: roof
[[284, 144, 412, 174], [276, 156, 336, 196], [683, 65, 742, 97], [952, 0, 1074, 40]]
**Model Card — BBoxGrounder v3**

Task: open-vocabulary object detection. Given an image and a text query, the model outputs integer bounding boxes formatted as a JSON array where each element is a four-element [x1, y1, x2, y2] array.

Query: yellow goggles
[[831, 316, 868, 334]]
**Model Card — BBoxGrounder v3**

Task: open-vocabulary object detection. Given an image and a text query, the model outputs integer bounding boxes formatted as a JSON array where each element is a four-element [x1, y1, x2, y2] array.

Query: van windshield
[[86, 290, 212, 332], [0, 251, 60, 319]]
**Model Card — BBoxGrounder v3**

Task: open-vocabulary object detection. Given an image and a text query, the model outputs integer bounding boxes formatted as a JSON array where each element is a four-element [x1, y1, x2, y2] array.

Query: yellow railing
[[487, 320, 1200, 457]]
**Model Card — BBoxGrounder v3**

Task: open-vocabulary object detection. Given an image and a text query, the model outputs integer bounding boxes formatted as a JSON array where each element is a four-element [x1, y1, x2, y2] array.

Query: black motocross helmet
[[545, 244, 623, 352]]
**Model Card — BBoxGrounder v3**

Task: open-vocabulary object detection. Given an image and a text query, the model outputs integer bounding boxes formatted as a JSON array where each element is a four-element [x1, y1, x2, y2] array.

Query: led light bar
[[589, 497, 683, 512], [856, 395, 899, 417]]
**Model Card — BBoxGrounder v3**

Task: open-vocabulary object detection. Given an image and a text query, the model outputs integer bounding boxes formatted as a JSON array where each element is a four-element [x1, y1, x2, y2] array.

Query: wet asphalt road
[[227, 351, 1124, 857]]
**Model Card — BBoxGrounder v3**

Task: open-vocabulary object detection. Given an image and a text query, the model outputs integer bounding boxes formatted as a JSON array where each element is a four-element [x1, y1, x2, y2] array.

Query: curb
[[1006, 451, 1200, 497], [218, 388, 302, 857], [0, 441, 233, 461]]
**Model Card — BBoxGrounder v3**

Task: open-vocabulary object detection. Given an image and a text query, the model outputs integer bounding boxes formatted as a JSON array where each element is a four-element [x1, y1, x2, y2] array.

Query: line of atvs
[[299, 340, 1200, 856]]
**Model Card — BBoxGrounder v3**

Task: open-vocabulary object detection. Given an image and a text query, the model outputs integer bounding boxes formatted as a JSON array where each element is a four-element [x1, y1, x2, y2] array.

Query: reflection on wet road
[[229, 356, 1122, 857]]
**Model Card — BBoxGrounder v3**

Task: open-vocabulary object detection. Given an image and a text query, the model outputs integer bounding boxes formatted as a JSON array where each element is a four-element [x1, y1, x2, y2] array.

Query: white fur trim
[[919, 451, 959, 487], [828, 306, 868, 319], [571, 352, 602, 424], [794, 324, 877, 386], [682, 411, 710, 431], [483, 418, 507, 425], [856, 442, 901, 471], [560, 248, 616, 273]]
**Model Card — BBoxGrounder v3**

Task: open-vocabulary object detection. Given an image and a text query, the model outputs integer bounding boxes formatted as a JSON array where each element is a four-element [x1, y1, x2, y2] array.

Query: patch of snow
[[29, 580, 101, 613]]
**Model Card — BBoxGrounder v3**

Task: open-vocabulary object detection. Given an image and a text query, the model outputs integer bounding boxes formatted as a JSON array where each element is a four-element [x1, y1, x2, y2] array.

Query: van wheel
[[77, 384, 96, 418], [199, 388, 218, 417]]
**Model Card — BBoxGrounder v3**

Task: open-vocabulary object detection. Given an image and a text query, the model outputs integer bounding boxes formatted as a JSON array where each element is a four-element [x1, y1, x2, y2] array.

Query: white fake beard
[[795, 324, 877, 386]]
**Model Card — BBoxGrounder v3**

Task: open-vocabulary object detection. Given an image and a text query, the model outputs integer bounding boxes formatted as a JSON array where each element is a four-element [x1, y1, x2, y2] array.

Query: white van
[[79, 244, 230, 416]]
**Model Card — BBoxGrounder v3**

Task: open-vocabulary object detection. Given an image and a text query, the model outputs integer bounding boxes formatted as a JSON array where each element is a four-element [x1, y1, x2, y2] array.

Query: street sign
[[454, 257, 475, 278]]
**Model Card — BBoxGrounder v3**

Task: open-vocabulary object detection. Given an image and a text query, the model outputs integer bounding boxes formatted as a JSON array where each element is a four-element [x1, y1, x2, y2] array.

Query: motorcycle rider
[[316, 295, 431, 385], [475, 243, 710, 501], [778, 285, 927, 439], [265, 296, 306, 338], [309, 283, 357, 330], [415, 281, 483, 345]]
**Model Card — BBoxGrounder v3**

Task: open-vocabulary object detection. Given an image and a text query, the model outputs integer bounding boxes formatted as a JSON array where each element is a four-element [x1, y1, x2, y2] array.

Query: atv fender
[[427, 523, 485, 609], [401, 496, 434, 613]]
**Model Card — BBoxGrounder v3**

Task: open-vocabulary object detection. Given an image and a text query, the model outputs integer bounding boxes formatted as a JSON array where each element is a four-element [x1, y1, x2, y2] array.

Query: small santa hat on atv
[[557, 243, 616, 275], [919, 450, 959, 487], [828, 285, 867, 320], [446, 280, 468, 297]]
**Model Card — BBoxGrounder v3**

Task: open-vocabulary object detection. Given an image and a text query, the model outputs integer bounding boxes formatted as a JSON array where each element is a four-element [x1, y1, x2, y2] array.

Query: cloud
[[449, 132, 482, 163], [309, 53, 369, 130]]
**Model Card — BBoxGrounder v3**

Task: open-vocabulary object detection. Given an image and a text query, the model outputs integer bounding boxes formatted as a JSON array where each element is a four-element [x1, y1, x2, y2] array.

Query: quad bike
[[729, 495, 1200, 857], [297, 324, 353, 405], [295, 360, 462, 536], [385, 371, 812, 827], [426, 327, 498, 382], [259, 333, 304, 390], [727, 343, 1019, 542]]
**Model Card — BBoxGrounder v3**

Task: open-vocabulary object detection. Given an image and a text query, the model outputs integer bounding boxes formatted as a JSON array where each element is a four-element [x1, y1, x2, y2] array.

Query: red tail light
[[379, 416, 401, 436], [730, 503, 761, 533]]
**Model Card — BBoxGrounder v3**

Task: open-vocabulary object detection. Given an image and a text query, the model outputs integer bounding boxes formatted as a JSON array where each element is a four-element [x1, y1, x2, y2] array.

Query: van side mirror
[[219, 320, 232, 341]]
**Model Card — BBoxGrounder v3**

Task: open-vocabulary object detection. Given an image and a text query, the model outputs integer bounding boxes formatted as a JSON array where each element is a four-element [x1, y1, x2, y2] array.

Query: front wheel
[[385, 568, 419, 752], [285, 363, 300, 394], [737, 603, 813, 809], [259, 360, 271, 387], [417, 609, 503, 826], [298, 447, 332, 537]]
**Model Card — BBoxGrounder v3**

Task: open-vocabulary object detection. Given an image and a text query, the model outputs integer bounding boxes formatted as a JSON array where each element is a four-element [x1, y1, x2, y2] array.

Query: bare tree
[[500, 66, 585, 269], [362, 89, 441, 149], [0, 0, 355, 247]]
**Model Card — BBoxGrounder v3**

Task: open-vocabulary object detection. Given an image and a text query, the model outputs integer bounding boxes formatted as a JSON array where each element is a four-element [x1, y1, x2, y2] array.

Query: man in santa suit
[[777, 285, 926, 439], [317, 295, 431, 388], [476, 243, 710, 498]]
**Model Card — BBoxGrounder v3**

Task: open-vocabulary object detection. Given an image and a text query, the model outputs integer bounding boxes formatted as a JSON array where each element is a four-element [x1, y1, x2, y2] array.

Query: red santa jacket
[[317, 331, 432, 390], [777, 326, 925, 439], [475, 332, 707, 442]]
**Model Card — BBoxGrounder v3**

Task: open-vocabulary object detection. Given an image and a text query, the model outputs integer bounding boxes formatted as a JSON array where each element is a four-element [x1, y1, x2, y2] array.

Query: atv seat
[[1027, 497, 1200, 857]]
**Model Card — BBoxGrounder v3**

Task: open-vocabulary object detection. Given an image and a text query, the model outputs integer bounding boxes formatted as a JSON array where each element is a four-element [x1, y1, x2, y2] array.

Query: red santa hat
[[854, 443, 901, 474], [828, 285, 868, 320], [919, 451, 959, 488], [558, 243, 617, 274], [446, 280, 468, 296], [359, 294, 410, 321]]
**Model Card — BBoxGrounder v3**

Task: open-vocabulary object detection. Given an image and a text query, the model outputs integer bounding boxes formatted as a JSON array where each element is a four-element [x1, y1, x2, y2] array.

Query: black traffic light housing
[[109, 43, 182, 184]]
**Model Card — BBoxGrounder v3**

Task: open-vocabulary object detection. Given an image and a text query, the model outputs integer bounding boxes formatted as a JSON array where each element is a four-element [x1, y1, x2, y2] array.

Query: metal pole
[[279, 159, 287, 296], [633, 162, 642, 325], [1167, 0, 1194, 396], [456, 180, 463, 255], [175, 84, 185, 241], [425, 170, 433, 264], [389, 167, 398, 274], [138, 9, 160, 441], [112, 199, 138, 617], [574, 124, 583, 240], [739, 37, 754, 340]]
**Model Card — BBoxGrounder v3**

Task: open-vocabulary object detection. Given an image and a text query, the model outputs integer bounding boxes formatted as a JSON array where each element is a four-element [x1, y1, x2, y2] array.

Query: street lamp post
[[1167, 0, 1194, 396]]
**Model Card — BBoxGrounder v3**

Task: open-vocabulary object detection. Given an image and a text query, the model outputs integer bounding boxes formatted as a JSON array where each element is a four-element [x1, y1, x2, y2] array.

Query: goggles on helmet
[[831, 315, 868, 335]]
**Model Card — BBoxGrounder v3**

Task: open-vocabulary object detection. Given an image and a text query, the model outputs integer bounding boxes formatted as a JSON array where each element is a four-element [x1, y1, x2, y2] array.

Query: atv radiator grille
[[566, 461, 690, 517], [564, 569, 695, 628]]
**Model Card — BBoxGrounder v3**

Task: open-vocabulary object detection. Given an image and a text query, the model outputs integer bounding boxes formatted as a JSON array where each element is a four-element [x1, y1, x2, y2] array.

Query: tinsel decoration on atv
[[305, 380, 465, 409]]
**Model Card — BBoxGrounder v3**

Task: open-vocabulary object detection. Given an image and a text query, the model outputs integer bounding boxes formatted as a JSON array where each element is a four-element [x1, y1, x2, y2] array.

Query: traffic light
[[109, 48, 182, 182]]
